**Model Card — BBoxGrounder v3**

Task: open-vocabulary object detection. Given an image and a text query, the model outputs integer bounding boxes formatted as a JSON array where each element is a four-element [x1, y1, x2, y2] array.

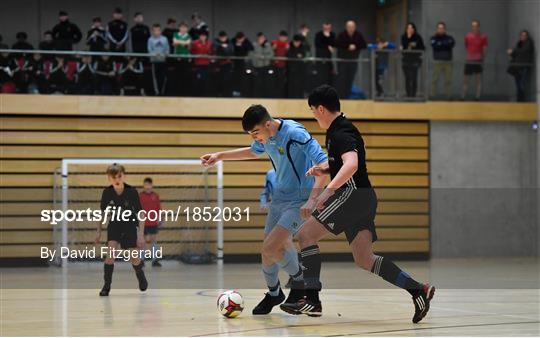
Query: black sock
[[268, 281, 281, 295], [371, 255, 423, 297], [301, 245, 321, 302], [132, 261, 144, 275], [103, 263, 114, 288]]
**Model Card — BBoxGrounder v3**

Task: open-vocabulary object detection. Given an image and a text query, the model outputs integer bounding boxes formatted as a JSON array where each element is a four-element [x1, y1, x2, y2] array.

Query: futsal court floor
[[1, 258, 538, 336]]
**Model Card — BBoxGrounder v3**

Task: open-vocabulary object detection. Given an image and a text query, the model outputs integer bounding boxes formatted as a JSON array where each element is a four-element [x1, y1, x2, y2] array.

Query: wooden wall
[[1, 95, 536, 263], [0, 117, 429, 260]]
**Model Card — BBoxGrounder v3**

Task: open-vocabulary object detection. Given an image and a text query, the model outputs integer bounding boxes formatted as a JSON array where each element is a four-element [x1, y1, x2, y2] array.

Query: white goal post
[[58, 158, 224, 267]]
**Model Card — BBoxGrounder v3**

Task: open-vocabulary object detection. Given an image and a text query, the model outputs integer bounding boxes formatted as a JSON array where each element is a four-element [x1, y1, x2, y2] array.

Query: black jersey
[[100, 183, 142, 227], [326, 113, 371, 189]]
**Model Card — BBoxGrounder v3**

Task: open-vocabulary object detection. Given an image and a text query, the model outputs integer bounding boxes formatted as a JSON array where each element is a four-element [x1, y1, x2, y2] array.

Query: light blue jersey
[[251, 119, 326, 235], [250, 119, 327, 203]]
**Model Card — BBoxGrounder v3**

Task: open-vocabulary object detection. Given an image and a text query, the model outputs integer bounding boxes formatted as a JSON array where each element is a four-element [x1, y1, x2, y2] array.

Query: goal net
[[52, 159, 223, 267]]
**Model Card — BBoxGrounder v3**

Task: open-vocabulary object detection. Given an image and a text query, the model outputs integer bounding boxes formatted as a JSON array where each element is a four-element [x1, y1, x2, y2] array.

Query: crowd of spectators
[[0, 8, 536, 101]]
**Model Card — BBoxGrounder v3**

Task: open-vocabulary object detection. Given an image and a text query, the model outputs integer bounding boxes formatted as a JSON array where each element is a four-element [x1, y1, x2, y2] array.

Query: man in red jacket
[[139, 177, 162, 267]]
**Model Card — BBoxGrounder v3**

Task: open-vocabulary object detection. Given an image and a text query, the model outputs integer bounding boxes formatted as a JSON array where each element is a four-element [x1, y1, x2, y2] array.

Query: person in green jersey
[[172, 22, 192, 95]]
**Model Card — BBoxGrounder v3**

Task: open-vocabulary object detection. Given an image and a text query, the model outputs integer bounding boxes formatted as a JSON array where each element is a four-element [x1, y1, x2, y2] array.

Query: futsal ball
[[217, 290, 244, 318]]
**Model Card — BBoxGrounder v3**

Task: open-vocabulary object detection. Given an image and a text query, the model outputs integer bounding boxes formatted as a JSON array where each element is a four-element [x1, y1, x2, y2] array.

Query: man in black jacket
[[162, 18, 177, 54], [189, 13, 209, 41], [12, 32, 34, 53], [52, 11, 82, 51], [430, 22, 455, 99], [214, 31, 234, 97], [231, 32, 254, 96], [287, 34, 308, 98], [38, 31, 55, 61], [314, 22, 336, 88], [87, 17, 107, 53], [130, 12, 150, 54], [335, 20, 366, 98], [107, 8, 129, 53]]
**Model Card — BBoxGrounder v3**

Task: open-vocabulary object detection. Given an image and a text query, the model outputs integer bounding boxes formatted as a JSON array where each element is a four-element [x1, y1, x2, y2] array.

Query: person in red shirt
[[272, 31, 289, 97], [462, 20, 488, 100], [190, 31, 213, 96], [139, 177, 162, 267], [272, 31, 289, 68]]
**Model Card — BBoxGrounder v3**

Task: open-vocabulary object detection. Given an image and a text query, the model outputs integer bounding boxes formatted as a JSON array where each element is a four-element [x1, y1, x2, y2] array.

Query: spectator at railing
[[27, 52, 46, 94], [231, 31, 253, 96], [272, 31, 289, 68], [401, 22, 425, 98], [250, 32, 273, 68], [87, 17, 107, 53], [286, 34, 308, 98], [10, 49, 31, 93], [462, 20, 487, 101], [250, 32, 274, 97], [48, 55, 67, 94], [107, 8, 129, 54], [335, 20, 366, 99], [298, 24, 312, 57], [173, 22, 192, 96], [11, 32, 34, 58], [162, 18, 179, 95], [430, 22, 455, 99], [162, 18, 177, 54], [119, 56, 145, 96], [214, 31, 234, 97], [38, 31, 55, 61], [507, 30, 535, 102], [189, 13, 209, 41], [173, 22, 192, 55], [272, 30, 289, 97], [368, 37, 396, 98], [190, 30, 213, 97], [10, 33, 33, 88], [0, 48, 15, 93], [93, 54, 116, 95], [52, 11, 82, 51], [148, 24, 169, 96], [76, 55, 95, 95], [314, 22, 336, 88], [130, 12, 150, 54]]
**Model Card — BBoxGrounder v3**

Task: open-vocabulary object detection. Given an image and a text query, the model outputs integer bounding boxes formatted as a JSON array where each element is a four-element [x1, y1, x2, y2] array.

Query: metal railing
[[0, 48, 535, 102]]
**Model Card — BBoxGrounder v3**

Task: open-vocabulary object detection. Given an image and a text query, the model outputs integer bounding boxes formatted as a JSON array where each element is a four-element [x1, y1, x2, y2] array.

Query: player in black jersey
[[281, 85, 435, 323], [95, 164, 147, 296]]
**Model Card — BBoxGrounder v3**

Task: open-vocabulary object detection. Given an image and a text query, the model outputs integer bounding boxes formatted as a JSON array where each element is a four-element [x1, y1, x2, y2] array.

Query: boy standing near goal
[[201, 104, 328, 314], [139, 177, 163, 267], [281, 85, 435, 323], [95, 164, 148, 296]]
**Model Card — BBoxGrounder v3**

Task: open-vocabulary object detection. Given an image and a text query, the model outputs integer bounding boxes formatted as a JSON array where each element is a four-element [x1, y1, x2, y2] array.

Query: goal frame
[[58, 158, 224, 267]]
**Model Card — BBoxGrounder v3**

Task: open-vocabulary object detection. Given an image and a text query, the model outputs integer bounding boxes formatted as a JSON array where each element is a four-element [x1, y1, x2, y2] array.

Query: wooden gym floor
[[1, 258, 538, 336]]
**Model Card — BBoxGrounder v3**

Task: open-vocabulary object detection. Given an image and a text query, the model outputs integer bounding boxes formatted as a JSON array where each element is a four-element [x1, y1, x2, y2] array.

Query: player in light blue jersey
[[201, 104, 328, 315]]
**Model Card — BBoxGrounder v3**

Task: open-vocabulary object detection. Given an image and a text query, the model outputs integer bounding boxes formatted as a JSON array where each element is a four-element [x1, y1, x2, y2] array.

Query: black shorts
[[144, 226, 159, 235], [107, 223, 138, 249], [464, 63, 483, 75], [313, 187, 378, 243]]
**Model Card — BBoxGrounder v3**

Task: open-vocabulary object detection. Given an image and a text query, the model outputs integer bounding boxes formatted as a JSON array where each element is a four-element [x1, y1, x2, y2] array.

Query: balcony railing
[[0, 48, 535, 102]]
